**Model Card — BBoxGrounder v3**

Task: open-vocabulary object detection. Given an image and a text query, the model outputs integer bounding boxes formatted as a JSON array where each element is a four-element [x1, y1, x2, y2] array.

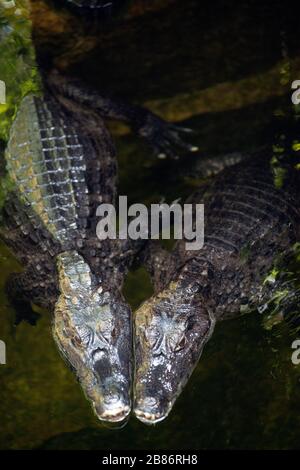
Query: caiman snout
[[97, 386, 131, 422], [134, 396, 170, 425], [53, 251, 132, 424], [93, 358, 131, 422], [80, 371, 131, 424]]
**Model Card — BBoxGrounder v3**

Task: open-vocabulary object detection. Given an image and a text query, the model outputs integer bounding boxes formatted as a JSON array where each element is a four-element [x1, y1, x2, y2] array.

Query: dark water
[[0, 0, 300, 450]]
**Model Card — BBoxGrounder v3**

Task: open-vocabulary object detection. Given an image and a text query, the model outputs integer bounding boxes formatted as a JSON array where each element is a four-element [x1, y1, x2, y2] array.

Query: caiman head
[[134, 278, 215, 424], [53, 251, 132, 424]]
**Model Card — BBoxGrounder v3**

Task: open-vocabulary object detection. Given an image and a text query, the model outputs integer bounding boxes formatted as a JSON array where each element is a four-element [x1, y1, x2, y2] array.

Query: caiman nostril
[[134, 396, 167, 424], [138, 396, 158, 409], [104, 391, 121, 405]]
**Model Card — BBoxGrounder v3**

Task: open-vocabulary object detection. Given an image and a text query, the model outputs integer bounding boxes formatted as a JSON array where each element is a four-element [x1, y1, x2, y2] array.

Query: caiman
[[134, 149, 300, 424], [0, 69, 195, 424]]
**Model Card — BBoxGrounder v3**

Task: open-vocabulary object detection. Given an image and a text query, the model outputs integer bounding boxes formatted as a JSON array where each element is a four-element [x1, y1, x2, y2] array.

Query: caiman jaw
[[53, 251, 132, 424], [134, 281, 215, 424]]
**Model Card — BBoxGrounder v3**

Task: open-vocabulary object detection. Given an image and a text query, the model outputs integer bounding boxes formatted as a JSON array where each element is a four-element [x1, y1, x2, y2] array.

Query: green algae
[[0, 0, 41, 143]]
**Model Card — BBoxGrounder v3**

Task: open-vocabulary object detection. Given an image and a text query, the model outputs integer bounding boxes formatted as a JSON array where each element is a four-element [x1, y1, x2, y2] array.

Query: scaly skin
[[0, 88, 135, 423], [134, 150, 300, 424]]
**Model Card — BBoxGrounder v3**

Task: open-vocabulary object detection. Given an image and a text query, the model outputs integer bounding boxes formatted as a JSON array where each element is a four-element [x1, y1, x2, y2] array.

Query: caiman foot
[[46, 70, 198, 160], [5, 273, 41, 326], [137, 113, 199, 160], [13, 302, 41, 326]]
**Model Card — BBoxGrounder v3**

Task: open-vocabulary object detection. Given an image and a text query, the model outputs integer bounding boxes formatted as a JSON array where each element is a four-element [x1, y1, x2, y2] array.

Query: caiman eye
[[70, 325, 93, 348], [111, 327, 117, 339], [144, 328, 160, 348], [174, 335, 187, 352], [80, 326, 93, 346], [71, 335, 82, 348]]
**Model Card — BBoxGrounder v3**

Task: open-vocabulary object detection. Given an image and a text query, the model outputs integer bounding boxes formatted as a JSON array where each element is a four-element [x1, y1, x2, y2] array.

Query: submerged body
[[134, 150, 300, 424]]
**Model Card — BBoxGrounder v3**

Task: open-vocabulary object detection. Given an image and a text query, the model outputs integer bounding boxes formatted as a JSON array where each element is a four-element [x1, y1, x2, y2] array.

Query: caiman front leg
[[47, 70, 198, 159], [137, 240, 179, 293]]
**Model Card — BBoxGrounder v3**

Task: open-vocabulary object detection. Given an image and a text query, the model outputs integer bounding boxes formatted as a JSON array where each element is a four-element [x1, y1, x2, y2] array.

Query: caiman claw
[[137, 113, 199, 160]]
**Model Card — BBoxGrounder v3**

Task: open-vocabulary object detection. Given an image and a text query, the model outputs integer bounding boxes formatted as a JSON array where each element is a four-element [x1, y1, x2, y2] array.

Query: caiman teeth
[[134, 396, 172, 424], [100, 404, 131, 423], [134, 408, 166, 425]]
